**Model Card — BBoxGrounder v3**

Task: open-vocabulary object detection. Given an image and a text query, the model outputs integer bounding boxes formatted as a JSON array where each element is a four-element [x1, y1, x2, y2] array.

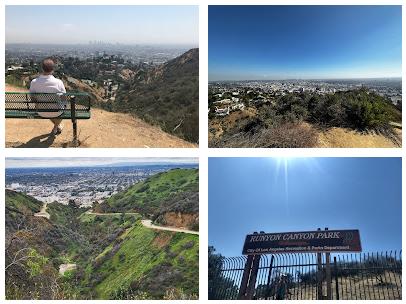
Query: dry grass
[[210, 121, 318, 148], [317, 126, 401, 148], [257, 122, 318, 148]]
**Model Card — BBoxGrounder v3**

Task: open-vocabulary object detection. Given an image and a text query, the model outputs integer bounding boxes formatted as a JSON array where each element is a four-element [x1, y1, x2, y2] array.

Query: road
[[141, 219, 199, 235]]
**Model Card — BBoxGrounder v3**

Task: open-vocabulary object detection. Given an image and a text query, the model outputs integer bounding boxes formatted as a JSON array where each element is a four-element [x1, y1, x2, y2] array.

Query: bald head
[[42, 58, 55, 74]]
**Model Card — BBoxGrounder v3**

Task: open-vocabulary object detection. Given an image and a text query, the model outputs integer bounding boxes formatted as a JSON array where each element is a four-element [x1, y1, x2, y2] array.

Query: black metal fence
[[209, 251, 402, 300]]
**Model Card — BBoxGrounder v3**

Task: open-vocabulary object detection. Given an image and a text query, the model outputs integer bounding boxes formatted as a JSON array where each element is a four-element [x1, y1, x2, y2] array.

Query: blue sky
[[209, 158, 401, 257], [209, 5, 402, 80], [6, 6, 198, 45]]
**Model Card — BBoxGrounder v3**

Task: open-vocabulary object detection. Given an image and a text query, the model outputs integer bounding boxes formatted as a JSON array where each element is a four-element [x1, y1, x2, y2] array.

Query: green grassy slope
[[87, 221, 198, 299], [5, 189, 43, 231], [5, 189, 42, 215], [47, 203, 83, 225], [105, 168, 199, 215]]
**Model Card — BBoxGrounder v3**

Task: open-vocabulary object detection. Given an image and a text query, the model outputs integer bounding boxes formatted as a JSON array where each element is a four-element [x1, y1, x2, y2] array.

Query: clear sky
[[5, 157, 198, 168], [209, 5, 402, 81], [6, 5, 198, 45], [209, 157, 401, 257]]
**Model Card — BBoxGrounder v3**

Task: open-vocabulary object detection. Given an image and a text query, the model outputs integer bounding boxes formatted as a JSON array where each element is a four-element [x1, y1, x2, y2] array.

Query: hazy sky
[[209, 158, 401, 257], [6, 157, 198, 168], [6, 5, 198, 45], [209, 5, 402, 80]]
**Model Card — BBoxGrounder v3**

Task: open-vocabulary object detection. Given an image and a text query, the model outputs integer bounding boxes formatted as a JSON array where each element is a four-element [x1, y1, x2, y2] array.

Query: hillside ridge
[[101, 168, 199, 231], [113, 48, 199, 142]]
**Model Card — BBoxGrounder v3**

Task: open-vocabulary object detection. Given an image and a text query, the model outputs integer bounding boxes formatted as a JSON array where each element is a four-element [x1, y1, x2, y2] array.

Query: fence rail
[[209, 251, 402, 300]]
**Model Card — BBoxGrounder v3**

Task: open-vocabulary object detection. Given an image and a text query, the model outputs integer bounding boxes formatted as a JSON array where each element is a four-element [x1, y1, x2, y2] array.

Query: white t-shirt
[[30, 75, 67, 118]]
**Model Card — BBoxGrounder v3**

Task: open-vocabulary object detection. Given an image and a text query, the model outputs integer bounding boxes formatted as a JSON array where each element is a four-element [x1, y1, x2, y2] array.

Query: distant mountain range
[[6, 162, 198, 170]]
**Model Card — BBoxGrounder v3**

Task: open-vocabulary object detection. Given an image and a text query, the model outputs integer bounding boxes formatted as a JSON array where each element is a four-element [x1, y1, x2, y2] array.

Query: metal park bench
[[5, 92, 91, 146]]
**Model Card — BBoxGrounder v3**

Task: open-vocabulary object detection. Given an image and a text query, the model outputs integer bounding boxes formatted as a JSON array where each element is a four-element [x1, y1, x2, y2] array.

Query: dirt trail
[[85, 210, 138, 216], [141, 219, 199, 235], [59, 264, 77, 275], [5, 84, 196, 148], [34, 203, 50, 219], [86, 210, 197, 234]]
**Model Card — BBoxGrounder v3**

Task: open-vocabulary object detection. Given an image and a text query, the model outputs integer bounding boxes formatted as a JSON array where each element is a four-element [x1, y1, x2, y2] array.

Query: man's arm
[[59, 80, 66, 93], [29, 79, 36, 93]]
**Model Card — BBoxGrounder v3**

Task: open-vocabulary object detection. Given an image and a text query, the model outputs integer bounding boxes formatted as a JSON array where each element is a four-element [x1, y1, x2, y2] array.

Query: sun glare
[[270, 157, 321, 216]]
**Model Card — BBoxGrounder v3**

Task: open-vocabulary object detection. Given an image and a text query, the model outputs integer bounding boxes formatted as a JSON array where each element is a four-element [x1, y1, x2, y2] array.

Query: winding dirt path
[[85, 210, 198, 235], [34, 203, 50, 219], [141, 219, 199, 235], [85, 210, 138, 216], [59, 264, 77, 275]]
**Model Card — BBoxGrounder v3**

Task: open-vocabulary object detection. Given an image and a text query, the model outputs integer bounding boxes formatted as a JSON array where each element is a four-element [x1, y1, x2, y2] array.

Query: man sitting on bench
[[29, 58, 66, 135]]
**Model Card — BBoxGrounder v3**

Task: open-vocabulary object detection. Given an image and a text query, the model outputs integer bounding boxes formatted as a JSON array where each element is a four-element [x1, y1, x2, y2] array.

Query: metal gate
[[209, 251, 402, 300]]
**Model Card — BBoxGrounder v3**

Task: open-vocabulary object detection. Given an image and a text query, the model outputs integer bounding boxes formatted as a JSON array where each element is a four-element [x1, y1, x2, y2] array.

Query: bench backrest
[[5, 92, 91, 112]]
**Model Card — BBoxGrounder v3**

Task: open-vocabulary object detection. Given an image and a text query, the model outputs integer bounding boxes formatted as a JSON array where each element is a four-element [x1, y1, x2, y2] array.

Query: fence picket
[[211, 251, 402, 300]]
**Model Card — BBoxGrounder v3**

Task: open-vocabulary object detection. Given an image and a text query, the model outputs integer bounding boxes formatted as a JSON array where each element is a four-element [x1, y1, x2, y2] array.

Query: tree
[[68, 199, 77, 209], [5, 225, 64, 299], [208, 246, 238, 299]]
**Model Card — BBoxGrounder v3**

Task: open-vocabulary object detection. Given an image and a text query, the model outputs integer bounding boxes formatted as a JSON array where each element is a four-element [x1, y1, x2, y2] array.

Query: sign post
[[246, 255, 261, 299], [325, 228, 333, 300], [238, 255, 255, 299]]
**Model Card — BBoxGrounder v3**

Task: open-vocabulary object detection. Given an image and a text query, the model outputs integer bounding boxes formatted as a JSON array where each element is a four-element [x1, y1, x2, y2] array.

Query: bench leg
[[72, 120, 78, 146], [70, 96, 79, 147]]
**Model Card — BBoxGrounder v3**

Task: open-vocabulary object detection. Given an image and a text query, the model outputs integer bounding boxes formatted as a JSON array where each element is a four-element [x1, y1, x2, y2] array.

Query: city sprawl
[[6, 43, 192, 102], [5, 164, 196, 207], [209, 79, 401, 117]]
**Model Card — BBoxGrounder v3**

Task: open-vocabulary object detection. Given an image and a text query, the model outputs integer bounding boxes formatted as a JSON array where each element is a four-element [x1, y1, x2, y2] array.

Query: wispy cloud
[[61, 23, 75, 29]]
